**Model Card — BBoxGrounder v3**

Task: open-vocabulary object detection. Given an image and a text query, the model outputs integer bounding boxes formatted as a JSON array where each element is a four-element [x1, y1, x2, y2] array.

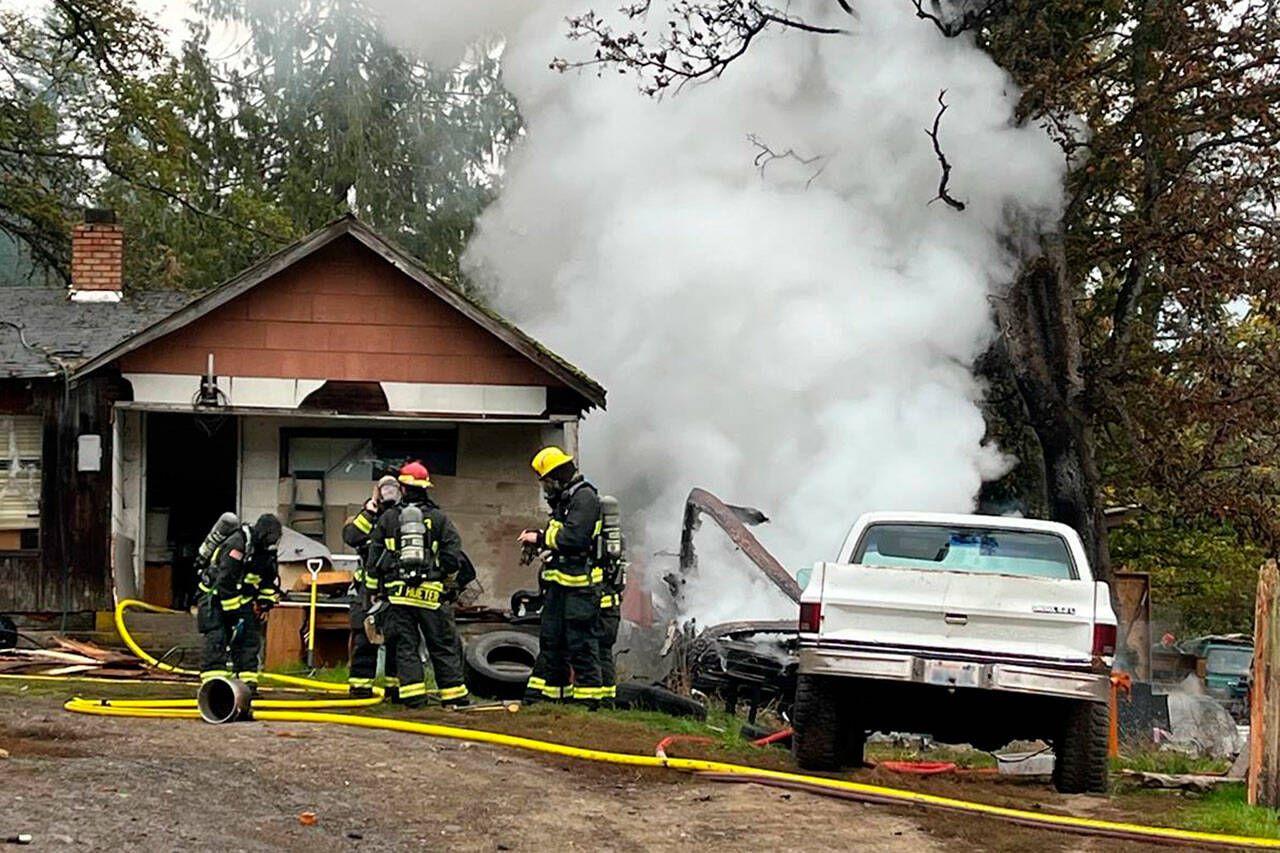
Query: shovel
[[305, 558, 323, 669]]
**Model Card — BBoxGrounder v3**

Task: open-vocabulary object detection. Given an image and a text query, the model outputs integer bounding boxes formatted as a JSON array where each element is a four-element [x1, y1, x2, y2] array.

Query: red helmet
[[397, 460, 432, 488]]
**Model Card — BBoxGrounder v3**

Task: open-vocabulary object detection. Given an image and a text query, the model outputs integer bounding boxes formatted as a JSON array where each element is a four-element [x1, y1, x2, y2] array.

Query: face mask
[[542, 481, 560, 502], [379, 483, 402, 504]]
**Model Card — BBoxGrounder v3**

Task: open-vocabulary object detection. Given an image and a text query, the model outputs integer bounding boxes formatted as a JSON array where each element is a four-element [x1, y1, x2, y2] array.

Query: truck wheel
[[792, 673, 846, 770], [1052, 700, 1109, 794]]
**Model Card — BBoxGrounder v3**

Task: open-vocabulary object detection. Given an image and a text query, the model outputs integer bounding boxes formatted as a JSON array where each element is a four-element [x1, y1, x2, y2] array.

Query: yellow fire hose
[[13, 599, 1280, 849], [109, 598, 383, 705]]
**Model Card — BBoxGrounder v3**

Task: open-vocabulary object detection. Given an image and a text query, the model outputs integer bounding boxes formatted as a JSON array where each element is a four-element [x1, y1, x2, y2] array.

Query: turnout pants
[[348, 599, 398, 695], [197, 595, 261, 684], [525, 584, 603, 703], [597, 606, 621, 702], [384, 603, 468, 707]]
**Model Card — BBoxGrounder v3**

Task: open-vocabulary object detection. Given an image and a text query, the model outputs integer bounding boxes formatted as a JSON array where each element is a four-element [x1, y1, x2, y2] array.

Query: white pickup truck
[[792, 511, 1116, 793]]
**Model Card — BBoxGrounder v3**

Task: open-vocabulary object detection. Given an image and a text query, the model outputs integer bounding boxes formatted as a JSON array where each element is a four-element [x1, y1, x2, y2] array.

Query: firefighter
[[597, 563, 624, 705], [366, 461, 470, 708], [197, 513, 282, 690], [520, 446, 604, 705], [342, 475, 402, 699]]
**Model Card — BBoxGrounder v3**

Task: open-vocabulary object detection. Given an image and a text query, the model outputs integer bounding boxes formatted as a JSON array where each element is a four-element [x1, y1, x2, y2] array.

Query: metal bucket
[[197, 676, 253, 724]]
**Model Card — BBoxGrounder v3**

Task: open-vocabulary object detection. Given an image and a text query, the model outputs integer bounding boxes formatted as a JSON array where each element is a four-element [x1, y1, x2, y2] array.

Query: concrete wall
[[236, 415, 569, 609], [111, 408, 145, 597]]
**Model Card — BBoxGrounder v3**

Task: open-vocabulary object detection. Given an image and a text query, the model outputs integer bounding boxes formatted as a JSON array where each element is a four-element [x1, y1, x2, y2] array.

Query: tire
[[792, 673, 847, 771], [615, 683, 708, 719], [1053, 700, 1109, 793], [463, 630, 540, 700]]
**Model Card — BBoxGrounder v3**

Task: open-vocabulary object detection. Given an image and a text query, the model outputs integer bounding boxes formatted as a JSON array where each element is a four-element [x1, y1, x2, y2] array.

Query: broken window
[[0, 415, 42, 549]]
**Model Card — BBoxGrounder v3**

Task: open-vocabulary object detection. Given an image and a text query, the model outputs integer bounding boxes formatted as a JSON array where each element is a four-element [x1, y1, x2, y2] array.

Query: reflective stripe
[[545, 520, 564, 549], [198, 583, 214, 594], [572, 686, 607, 700], [590, 567, 604, 584], [539, 569, 592, 588], [388, 596, 440, 610], [593, 519, 603, 536], [601, 685, 617, 699], [354, 513, 374, 534], [200, 669, 231, 682], [384, 677, 400, 687], [244, 573, 261, 586], [388, 581, 444, 610], [400, 682, 427, 699], [349, 678, 375, 688], [384, 537, 397, 551], [526, 676, 568, 699], [235, 671, 259, 683], [600, 595, 615, 609], [437, 684, 470, 701], [220, 595, 248, 610], [364, 576, 380, 590]]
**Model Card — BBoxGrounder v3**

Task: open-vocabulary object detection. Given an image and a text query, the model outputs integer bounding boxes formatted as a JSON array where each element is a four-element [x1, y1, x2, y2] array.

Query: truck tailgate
[[817, 563, 1096, 665]]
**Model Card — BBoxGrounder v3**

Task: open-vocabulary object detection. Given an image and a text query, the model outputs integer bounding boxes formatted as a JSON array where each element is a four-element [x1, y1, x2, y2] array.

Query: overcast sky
[[8, 0, 242, 55]]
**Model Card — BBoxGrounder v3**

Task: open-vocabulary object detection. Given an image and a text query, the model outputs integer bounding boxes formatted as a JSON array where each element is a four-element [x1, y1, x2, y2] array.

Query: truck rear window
[[853, 524, 1076, 579]]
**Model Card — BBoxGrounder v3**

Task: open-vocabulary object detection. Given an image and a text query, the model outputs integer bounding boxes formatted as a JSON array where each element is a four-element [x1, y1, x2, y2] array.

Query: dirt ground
[[0, 687, 1177, 852]]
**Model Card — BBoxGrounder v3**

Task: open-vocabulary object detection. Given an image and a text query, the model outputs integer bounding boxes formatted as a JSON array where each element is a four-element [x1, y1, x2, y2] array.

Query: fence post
[[1249, 560, 1279, 806]]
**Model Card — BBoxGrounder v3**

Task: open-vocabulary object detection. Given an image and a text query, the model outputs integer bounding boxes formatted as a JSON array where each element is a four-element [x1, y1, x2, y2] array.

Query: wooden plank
[[4, 648, 99, 664], [1250, 560, 1279, 805], [41, 665, 100, 676], [291, 570, 353, 590], [1114, 572, 1151, 681], [264, 606, 305, 671]]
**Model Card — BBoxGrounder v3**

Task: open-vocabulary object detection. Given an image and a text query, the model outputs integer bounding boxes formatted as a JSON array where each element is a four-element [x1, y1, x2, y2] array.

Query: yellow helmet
[[531, 446, 574, 479]]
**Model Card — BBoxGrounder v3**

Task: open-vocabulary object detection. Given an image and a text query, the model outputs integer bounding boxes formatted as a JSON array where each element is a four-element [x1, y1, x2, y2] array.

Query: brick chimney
[[70, 208, 123, 303]]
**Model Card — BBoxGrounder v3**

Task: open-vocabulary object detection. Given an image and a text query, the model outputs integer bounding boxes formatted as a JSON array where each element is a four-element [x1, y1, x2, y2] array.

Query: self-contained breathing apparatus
[[194, 512, 256, 592], [597, 495, 627, 598], [195, 512, 241, 572]]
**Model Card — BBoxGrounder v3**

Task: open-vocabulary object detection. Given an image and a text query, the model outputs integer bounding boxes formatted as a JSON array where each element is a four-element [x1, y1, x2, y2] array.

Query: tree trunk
[[994, 239, 1113, 582]]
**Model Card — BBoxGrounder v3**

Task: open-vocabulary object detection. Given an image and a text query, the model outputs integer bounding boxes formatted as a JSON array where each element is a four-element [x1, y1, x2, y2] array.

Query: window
[[853, 523, 1076, 580], [279, 427, 459, 480], [0, 415, 42, 547]]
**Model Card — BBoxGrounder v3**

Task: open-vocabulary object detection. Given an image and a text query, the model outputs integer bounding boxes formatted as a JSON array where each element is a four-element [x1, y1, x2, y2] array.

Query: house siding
[[118, 237, 563, 388]]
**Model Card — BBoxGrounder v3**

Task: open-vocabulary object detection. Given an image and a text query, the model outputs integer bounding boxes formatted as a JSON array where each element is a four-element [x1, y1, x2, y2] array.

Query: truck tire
[[792, 673, 847, 771], [1053, 700, 1109, 794], [463, 630, 539, 700]]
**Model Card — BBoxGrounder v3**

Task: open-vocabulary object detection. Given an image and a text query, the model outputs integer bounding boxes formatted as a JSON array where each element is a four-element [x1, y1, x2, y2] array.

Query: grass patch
[[1174, 785, 1280, 839], [1114, 749, 1232, 776], [266, 664, 351, 684], [865, 741, 998, 769]]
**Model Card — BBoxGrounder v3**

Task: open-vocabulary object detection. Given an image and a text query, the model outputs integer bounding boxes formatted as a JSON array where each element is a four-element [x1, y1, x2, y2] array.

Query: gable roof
[[0, 287, 192, 379], [72, 216, 605, 409]]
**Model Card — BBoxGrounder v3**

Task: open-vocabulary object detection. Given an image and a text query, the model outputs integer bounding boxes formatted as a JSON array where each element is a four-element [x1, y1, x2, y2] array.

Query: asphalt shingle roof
[[0, 288, 193, 379]]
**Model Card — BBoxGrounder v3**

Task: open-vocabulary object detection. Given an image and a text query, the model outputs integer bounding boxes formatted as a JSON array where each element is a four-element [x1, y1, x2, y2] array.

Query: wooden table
[[263, 570, 354, 670]]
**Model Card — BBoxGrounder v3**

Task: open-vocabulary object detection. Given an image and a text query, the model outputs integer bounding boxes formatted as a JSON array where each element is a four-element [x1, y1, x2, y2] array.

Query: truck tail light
[[1093, 623, 1116, 657], [799, 602, 821, 633]]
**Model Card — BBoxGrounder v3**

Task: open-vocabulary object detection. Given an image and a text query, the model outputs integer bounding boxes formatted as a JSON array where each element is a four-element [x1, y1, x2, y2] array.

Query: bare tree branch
[[747, 133, 829, 187], [911, 0, 1011, 38], [554, 2, 850, 95], [925, 90, 966, 212]]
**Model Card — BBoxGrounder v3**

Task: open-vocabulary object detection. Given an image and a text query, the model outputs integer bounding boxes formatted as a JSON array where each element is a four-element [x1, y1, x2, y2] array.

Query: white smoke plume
[[372, 1, 1065, 624]]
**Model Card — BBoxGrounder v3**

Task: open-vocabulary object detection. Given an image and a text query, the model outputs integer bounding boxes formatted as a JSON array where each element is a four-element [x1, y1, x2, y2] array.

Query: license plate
[[924, 660, 981, 688]]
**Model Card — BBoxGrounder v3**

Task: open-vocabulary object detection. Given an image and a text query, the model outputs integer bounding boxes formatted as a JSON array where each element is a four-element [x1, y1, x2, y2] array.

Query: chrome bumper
[[797, 646, 1109, 702]]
